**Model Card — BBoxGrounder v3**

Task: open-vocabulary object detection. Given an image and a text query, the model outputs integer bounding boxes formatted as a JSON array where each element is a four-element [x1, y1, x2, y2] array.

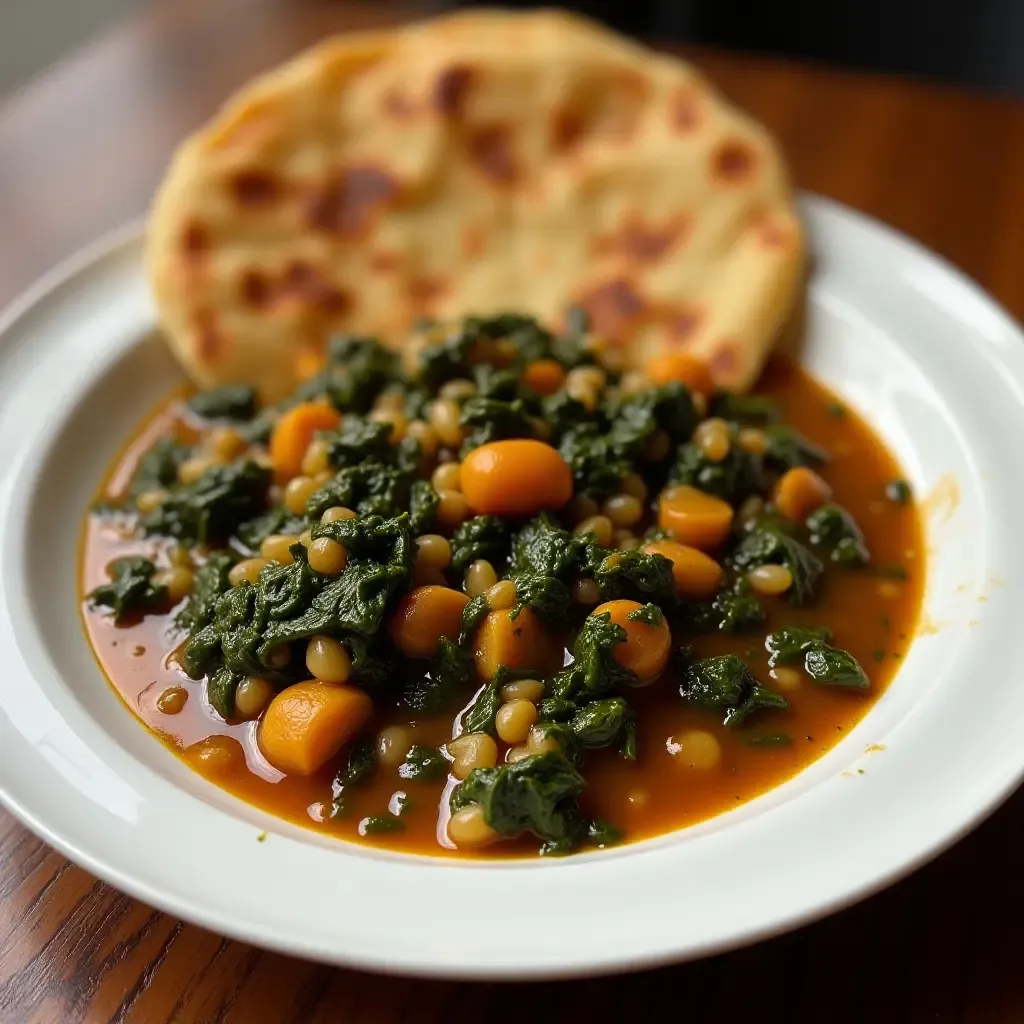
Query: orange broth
[[79, 358, 924, 857]]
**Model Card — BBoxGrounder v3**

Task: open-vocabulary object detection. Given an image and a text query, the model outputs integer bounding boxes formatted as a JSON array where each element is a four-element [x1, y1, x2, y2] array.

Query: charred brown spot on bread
[[383, 89, 417, 119], [578, 278, 646, 337], [710, 341, 741, 379], [231, 170, 282, 206], [552, 71, 648, 153], [370, 251, 403, 274], [405, 274, 446, 301], [307, 166, 399, 236], [671, 85, 704, 133], [240, 269, 271, 308], [181, 222, 209, 264], [283, 261, 350, 314], [668, 306, 704, 343], [595, 214, 688, 264], [461, 226, 485, 258], [195, 316, 222, 364], [711, 139, 759, 184], [551, 108, 586, 152], [467, 124, 518, 184], [756, 214, 793, 250], [434, 64, 475, 117]]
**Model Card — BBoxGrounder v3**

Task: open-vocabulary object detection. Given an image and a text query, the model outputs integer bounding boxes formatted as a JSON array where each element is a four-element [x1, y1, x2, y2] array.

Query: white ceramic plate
[[1, 196, 1023, 979]]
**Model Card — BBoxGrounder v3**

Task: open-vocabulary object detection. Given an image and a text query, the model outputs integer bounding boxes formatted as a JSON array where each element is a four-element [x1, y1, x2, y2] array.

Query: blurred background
[[1, 0, 1021, 101]]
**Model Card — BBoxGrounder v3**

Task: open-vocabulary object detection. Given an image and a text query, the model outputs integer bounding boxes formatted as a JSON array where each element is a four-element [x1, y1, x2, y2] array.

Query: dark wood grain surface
[[1, 2, 1022, 1021]]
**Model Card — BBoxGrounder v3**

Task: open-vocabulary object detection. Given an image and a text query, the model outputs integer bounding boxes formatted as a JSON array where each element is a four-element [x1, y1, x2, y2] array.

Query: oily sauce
[[80, 359, 924, 857]]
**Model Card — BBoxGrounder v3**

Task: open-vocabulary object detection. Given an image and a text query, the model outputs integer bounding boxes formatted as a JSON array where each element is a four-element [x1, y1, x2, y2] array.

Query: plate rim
[[1, 194, 1023, 979]]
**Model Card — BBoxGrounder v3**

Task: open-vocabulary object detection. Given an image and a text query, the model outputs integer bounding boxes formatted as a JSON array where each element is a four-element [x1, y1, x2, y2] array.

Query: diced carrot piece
[[522, 359, 567, 396], [774, 467, 832, 522], [269, 402, 340, 482], [591, 600, 671, 682], [461, 440, 573, 517], [643, 539, 723, 599], [658, 485, 734, 550], [259, 680, 372, 776], [473, 607, 556, 681], [388, 585, 470, 659], [643, 352, 715, 394]]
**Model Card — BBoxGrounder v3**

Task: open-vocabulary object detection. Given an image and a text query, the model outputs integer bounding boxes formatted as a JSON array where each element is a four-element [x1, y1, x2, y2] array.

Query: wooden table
[[2, 2, 1022, 1020]]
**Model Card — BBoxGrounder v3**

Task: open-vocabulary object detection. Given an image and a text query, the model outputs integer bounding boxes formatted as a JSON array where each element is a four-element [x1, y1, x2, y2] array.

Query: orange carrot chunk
[[591, 599, 672, 682], [269, 402, 340, 482], [643, 352, 715, 394], [461, 439, 573, 517], [259, 680, 372, 776], [388, 585, 471, 659], [774, 466, 833, 522], [643, 539, 724, 599], [657, 485, 734, 550]]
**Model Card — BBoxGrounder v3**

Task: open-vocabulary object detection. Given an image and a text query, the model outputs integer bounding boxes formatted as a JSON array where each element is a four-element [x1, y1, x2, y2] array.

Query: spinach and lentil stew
[[81, 315, 924, 857]]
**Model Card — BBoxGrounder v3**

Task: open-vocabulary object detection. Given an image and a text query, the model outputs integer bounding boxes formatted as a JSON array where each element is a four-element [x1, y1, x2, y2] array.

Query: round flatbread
[[147, 10, 804, 400]]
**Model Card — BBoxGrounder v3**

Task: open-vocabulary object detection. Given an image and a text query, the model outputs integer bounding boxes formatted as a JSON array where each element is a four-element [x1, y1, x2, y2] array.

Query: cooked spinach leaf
[[128, 438, 190, 499], [295, 336, 402, 413], [626, 603, 663, 627], [685, 581, 765, 634], [669, 441, 766, 503], [570, 697, 637, 760], [709, 393, 782, 425], [235, 506, 306, 552], [402, 637, 469, 713], [449, 516, 511, 573], [549, 612, 634, 703], [764, 626, 832, 665], [510, 573, 572, 625], [804, 645, 870, 689], [806, 504, 870, 567], [763, 425, 827, 472], [88, 557, 167, 622], [462, 673, 504, 735], [175, 551, 235, 632], [450, 751, 587, 849], [731, 516, 823, 605], [459, 595, 490, 644], [765, 626, 870, 690], [140, 460, 270, 543], [182, 515, 412, 684], [361, 815, 404, 834], [679, 653, 789, 727], [330, 740, 376, 817], [399, 744, 447, 781], [207, 666, 242, 719], [188, 385, 257, 421], [408, 479, 438, 534]]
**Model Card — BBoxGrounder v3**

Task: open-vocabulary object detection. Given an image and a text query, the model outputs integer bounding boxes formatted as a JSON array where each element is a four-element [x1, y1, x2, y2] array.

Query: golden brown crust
[[146, 10, 804, 399]]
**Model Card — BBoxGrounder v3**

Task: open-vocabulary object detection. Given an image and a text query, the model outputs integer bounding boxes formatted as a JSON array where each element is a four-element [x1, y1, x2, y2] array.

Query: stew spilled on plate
[[81, 314, 923, 857]]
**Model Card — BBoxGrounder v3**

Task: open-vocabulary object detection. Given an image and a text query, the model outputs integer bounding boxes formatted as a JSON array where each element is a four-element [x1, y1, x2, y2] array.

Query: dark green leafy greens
[[331, 741, 376, 817], [88, 557, 167, 622], [140, 460, 270, 543], [399, 745, 447, 781], [450, 752, 587, 852], [449, 516, 511, 573], [128, 438, 190, 500], [806, 504, 870, 567], [679, 653, 789, 727], [188, 385, 257, 421], [731, 516, 823, 605], [765, 626, 870, 690], [181, 515, 412, 687]]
